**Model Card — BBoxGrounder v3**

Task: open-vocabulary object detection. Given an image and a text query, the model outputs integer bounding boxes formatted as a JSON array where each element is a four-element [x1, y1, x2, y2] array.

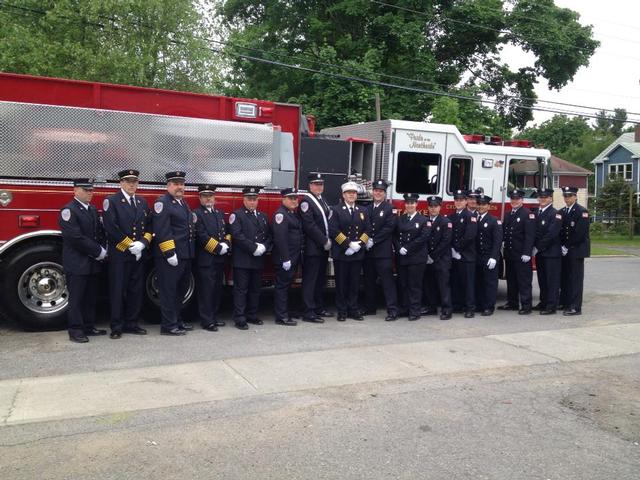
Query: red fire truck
[[0, 72, 552, 330]]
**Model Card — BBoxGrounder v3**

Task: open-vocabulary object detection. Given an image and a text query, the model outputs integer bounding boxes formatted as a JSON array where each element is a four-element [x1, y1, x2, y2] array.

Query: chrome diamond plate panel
[[0, 101, 274, 186]]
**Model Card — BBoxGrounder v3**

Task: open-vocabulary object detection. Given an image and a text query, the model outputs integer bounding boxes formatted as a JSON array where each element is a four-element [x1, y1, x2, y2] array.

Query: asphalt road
[[0, 257, 639, 479]]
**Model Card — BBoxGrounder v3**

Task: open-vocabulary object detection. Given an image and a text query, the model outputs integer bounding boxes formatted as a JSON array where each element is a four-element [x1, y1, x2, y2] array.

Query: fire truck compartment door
[[473, 178, 494, 198], [270, 131, 295, 189]]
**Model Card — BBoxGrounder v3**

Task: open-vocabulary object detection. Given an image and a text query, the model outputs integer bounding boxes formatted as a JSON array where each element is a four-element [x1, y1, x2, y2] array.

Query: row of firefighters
[[57, 169, 590, 343]]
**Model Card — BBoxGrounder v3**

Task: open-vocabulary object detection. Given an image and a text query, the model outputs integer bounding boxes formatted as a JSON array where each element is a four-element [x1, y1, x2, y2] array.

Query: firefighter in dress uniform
[[229, 187, 272, 330], [466, 188, 482, 217], [329, 181, 371, 322], [102, 169, 152, 339], [559, 186, 590, 316], [194, 184, 230, 331], [422, 195, 453, 320], [151, 171, 196, 335], [474, 195, 503, 316], [394, 193, 431, 321], [299, 173, 333, 323], [272, 188, 303, 326], [498, 188, 536, 315], [59, 179, 107, 343], [448, 189, 478, 318], [363, 179, 399, 321], [532, 188, 563, 315]]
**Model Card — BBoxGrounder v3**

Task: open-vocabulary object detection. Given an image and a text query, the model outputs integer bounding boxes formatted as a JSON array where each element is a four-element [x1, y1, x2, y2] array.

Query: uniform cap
[[466, 188, 483, 198], [281, 187, 299, 197], [73, 178, 94, 189], [453, 189, 467, 200], [403, 193, 420, 202], [308, 173, 325, 184], [477, 195, 492, 204], [372, 179, 389, 190], [562, 186, 578, 196], [118, 169, 139, 181], [535, 188, 554, 198], [198, 184, 217, 194], [242, 186, 261, 196], [341, 181, 359, 193], [165, 171, 186, 182], [427, 195, 442, 206], [508, 189, 526, 199]]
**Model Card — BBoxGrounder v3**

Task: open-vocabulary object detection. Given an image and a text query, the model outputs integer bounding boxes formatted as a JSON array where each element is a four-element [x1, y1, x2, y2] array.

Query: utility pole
[[375, 93, 381, 121]]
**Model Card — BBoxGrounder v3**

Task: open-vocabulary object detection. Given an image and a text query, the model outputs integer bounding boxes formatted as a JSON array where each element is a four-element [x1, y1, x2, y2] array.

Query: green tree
[[0, 0, 220, 92], [516, 115, 592, 153], [594, 108, 628, 137], [596, 175, 638, 227], [217, 0, 598, 129]]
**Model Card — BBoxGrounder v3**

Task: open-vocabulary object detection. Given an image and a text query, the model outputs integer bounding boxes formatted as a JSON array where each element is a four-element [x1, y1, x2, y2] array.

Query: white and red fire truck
[[0, 72, 552, 330]]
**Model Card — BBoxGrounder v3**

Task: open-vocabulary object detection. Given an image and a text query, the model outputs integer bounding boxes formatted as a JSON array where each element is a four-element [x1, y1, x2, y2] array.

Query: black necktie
[[130, 196, 136, 212]]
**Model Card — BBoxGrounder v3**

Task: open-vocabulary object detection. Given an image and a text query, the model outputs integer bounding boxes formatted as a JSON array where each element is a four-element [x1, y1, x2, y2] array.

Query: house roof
[[616, 142, 640, 158], [592, 132, 635, 164], [550, 155, 592, 175]]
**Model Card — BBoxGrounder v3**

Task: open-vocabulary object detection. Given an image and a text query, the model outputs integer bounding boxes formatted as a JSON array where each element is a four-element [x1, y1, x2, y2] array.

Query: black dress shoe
[[532, 303, 544, 311], [203, 323, 218, 331], [563, 308, 581, 316], [180, 323, 194, 331], [316, 310, 334, 318], [275, 318, 297, 326], [540, 309, 556, 315], [464, 311, 475, 318], [349, 313, 364, 321], [247, 318, 263, 325], [85, 327, 107, 336], [385, 314, 397, 322], [161, 327, 186, 336], [69, 333, 89, 343], [452, 308, 463, 314], [481, 309, 494, 316], [302, 316, 324, 323], [440, 313, 452, 320], [498, 303, 518, 311], [518, 309, 532, 315], [109, 331, 122, 339], [397, 310, 409, 318], [235, 322, 249, 330], [215, 320, 226, 327], [408, 315, 420, 321], [363, 309, 377, 316], [123, 326, 147, 335], [421, 308, 437, 316], [337, 314, 347, 322]]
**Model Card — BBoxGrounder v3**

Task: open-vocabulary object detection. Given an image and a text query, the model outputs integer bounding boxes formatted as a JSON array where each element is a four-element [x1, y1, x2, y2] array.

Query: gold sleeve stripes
[[158, 239, 176, 253], [116, 236, 134, 252], [205, 238, 219, 253], [143, 232, 153, 243], [335, 232, 347, 245], [225, 234, 232, 242], [359, 233, 369, 244]]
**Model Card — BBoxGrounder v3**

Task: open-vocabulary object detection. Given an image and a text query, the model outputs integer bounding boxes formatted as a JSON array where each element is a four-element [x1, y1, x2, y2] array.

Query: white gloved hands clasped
[[345, 247, 355, 256], [561, 246, 568, 256], [399, 247, 408, 256], [253, 243, 266, 256], [96, 247, 107, 261], [348, 241, 361, 253], [167, 254, 178, 266], [451, 248, 462, 260], [128, 241, 145, 255], [521, 255, 531, 263], [366, 238, 374, 250], [426, 255, 434, 264], [487, 258, 497, 270], [219, 242, 229, 255], [282, 260, 291, 271]]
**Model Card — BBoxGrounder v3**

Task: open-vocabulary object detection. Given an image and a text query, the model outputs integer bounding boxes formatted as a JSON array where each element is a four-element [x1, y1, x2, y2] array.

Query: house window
[[553, 175, 560, 188], [395, 151, 440, 195], [608, 163, 632, 181]]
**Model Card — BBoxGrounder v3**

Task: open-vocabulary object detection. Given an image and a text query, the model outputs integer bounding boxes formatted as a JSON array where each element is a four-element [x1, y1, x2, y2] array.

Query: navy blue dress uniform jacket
[[560, 203, 590, 258], [502, 207, 536, 259], [58, 199, 105, 275], [427, 215, 452, 264], [102, 191, 152, 262], [448, 209, 478, 262], [329, 201, 371, 262], [366, 201, 396, 259], [299, 194, 331, 256], [151, 193, 195, 260], [271, 205, 303, 266], [534, 206, 562, 257], [394, 213, 431, 265], [476, 214, 503, 260], [229, 208, 272, 269], [194, 205, 230, 267]]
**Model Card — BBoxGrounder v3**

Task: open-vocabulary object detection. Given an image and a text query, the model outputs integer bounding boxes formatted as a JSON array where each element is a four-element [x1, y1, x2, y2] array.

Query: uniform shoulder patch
[[275, 213, 284, 224], [447, 222, 452, 228], [582, 212, 589, 218], [192, 212, 198, 223], [154, 201, 163, 214], [102, 199, 109, 212], [61, 208, 71, 221], [300, 201, 309, 213], [529, 213, 535, 219], [470, 216, 477, 223], [427, 221, 432, 227], [229, 213, 236, 224]]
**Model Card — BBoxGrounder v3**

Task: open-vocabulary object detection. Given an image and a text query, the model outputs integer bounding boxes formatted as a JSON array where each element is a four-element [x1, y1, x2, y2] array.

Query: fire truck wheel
[[143, 267, 196, 323], [0, 241, 68, 331]]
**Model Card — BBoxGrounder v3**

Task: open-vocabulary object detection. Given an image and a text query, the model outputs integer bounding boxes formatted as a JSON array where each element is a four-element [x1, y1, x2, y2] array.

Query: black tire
[[142, 265, 196, 323], [0, 241, 68, 331]]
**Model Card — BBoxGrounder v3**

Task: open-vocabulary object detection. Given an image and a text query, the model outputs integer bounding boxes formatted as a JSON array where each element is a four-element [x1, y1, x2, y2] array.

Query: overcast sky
[[501, 0, 640, 127]]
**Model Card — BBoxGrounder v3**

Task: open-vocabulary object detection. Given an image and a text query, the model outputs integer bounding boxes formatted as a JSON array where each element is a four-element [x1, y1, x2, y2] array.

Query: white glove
[[128, 241, 145, 255], [324, 239, 332, 251], [487, 258, 497, 270], [426, 255, 434, 264], [253, 243, 266, 256], [521, 255, 531, 263], [531, 247, 538, 256], [135, 252, 142, 262], [345, 247, 355, 256], [399, 247, 408, 256], [282, 260, 291, 271], [451, 248, 462, 260], [366, 238, 374, 250], [219, 242, 229, 255], [562, 246, 568, 256], [167, 254, 178, 266], [349, 241, 361, 253], [96, 247, 107, 261]]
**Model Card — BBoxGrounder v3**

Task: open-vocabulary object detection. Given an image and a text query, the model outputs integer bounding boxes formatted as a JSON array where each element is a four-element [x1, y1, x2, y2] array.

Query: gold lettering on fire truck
[[407, 133, 436, 149]]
